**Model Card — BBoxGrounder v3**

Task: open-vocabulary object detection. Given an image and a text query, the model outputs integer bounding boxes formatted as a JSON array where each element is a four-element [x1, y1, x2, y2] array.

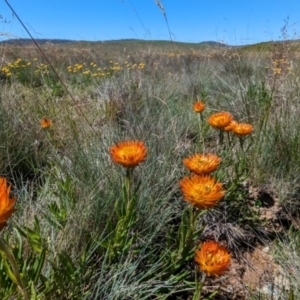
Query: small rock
[[262, 246, 270, 253]]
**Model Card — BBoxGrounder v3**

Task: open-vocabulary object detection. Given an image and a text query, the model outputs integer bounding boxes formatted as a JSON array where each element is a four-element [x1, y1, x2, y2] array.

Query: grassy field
[[0, 38, 300, 299]]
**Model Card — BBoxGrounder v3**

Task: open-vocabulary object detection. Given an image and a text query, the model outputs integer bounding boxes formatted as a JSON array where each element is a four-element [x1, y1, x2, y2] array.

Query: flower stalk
[[162, 206, 205, 280], [108, 167, 138, 260], [106, 140, 147, 261], [193, 101, 206, 152]]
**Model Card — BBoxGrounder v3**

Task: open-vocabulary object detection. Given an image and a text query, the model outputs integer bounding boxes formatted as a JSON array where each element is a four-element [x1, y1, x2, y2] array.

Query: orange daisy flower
[[0, 177, 17, 231], [195, 241, 231, 277], [207, 112, 233, 129], [223, 120, 238, 132], [179, 174, 225, 210], [183, 153, 221, 175], [232, 123, 253, 136], [110, 140, 147, 168], [40, 118, 52, 128], [193, 101, 205, 113]]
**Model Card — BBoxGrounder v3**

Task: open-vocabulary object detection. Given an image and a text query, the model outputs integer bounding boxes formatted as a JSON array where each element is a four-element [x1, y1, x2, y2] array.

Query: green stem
[[109, 167, 137, 261], [192, 259, 207, 300], [227, 132, 232, 148], [190, 208, 201, 232], [125, 168, 134, 210], [239, 137, 244, 150], [198, 114, 205, 152], [218, 130, 224, 148]]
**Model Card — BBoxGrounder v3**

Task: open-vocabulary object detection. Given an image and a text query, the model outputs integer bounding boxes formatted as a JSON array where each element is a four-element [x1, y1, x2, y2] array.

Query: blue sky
[[0, 0, 299, 45]]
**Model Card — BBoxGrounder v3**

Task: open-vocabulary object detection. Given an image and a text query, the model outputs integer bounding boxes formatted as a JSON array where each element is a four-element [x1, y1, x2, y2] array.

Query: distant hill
[[1, 38, 300, 53], [0, 38, 74, 45], [198, 41, 228, 47], [0, 38, 230, 47]]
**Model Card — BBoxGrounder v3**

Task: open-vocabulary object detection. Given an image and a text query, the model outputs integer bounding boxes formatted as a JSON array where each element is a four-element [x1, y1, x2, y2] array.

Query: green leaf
[[33, 249, 46, 283], [30, 281, 37, 300], [3, 259, 18, 285]]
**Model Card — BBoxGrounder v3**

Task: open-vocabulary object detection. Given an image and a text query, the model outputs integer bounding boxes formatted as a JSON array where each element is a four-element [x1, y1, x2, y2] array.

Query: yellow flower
[[179, 174, 225, 210], [195, 241, 231, 277], [232, 123, 253, 136], [223, 120, 238, 132], [273, 68, 281, 74], [0, 177, 17, 231], [193, 101, 205, 113], [208, 112, 233, 129], [183, 153, 221, 175], [110, 140, 148, 168], [40, 118, 52, 128]]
